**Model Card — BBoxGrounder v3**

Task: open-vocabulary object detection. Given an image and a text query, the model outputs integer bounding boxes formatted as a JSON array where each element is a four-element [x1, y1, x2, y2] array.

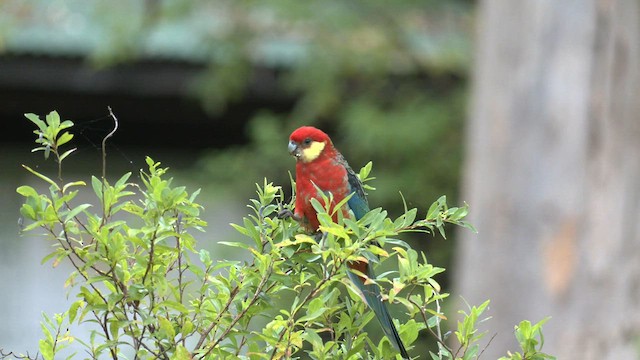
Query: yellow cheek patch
[[301, 141, 326, 162]]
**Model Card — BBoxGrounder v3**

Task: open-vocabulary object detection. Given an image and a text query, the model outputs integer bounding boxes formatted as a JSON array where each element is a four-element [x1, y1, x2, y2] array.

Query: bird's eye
[[303, 138, 312, 145]]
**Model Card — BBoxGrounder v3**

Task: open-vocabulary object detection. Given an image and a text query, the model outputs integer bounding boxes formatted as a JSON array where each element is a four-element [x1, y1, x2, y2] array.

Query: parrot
[[284, 125, 409, 359]]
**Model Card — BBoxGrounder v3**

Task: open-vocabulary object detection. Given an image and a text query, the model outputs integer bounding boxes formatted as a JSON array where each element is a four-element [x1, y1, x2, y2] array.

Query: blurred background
[[1, 0, 638, 359]]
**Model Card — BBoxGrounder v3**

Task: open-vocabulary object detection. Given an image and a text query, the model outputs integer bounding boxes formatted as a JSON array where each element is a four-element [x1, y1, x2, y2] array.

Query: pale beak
[[288, 140, 301, 158]]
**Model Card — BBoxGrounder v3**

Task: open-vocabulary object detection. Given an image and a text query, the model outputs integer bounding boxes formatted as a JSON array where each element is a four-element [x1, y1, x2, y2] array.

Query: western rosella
[[285, 126, 409, 359]]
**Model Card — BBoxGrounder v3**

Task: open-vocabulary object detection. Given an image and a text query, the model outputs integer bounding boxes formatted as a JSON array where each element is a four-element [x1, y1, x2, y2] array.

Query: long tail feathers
[[347, 267, 410, 359]]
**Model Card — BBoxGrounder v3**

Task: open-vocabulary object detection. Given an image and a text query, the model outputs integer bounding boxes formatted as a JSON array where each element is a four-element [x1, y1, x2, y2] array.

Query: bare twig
[[103, 107, 119, 181], [98, 107, 119, 227], [406, 294, 453, 357], [477, 333, 497, 360], [0, 348, 40, 360]]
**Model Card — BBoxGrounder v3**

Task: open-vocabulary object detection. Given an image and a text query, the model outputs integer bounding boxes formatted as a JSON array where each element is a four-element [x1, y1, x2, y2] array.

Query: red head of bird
[[287, 126, 336, 164]]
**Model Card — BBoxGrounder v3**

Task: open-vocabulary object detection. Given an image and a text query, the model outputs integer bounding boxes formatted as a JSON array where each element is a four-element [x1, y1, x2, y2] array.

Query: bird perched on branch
[[283, 126, 409, 359]]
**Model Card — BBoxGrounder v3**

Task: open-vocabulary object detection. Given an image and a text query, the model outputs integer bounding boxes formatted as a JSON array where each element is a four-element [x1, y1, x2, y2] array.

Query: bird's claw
[[277, 208, 295, 220]]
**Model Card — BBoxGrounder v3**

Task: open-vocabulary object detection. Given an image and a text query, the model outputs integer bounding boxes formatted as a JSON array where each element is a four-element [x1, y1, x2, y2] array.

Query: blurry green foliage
[[179, 0, 473, 213], [1, 0, 472, 306], [0, 0, 472, 215]]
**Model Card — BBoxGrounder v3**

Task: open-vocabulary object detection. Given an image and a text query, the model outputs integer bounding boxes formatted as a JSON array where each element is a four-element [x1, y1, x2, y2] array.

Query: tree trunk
[[455, 0, 640, 359]]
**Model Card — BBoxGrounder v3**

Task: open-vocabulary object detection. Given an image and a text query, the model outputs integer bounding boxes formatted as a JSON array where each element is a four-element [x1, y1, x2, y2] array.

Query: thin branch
[[98, 107, 119, 227], [103, 107, 119, 181], [193, 284, 241, 350], [477, 333, 497, 360], [0, 348, 40, 360], [141, 226, 159, 284], [234, 336, 248, 357], [198, 263, 274, 359], [435, 296, 443, 340], [406, 295, 453, 356], [173, 212, 188, 347]]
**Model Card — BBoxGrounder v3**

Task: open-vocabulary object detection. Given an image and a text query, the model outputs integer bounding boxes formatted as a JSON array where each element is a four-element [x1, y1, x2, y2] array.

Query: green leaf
[[304, 329, 324, 348], [298, 299, 327, 323], [458, 220, 478, 233], [310, 197, 328, 215], [62, 180, 86, 193], [394, 207, 418, 229], [64, 204, 92, 222], [115, 172, 132, 188], [22, 165, 60, 190], [59, 148, 77, 162], [158, 316, 176, 339], [332, 192, 354, 216], [319, 222, 349, 239], [127, 284, 149, 301], [39, 338, 54, 360], [298, 298, 328, 323], [426, 195, 446, 220], [399, 319, 423, 345], [181, 320, 194, 336], [91, 176, 103, 200], [43, 144, 51, 159], [68, 300, 84, 324], [199, 249, 212, 266], [159, 300, 189, 314], [59, 120, 74, 130], [276, 234, 317, 248], [437, 225, 447, 239], [358, 161, 373, 180], [462, 344, 479, 360], [174, 344, 192, 360], [219, 241, 251, 250], [46, 111, 61, 128], [40, 250, 61, 265], [57, 132, 74, 146], [109, 318, 120, 339], [16, 185, 39, 198], [450, 203, 469, 220], [20, 203, 37, 221], [368, 245, 389, 258], [25, 113, 47, 131]]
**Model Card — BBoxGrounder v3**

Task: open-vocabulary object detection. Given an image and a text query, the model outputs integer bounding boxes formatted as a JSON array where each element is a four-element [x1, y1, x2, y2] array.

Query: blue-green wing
[[343, 160, 369, 220]]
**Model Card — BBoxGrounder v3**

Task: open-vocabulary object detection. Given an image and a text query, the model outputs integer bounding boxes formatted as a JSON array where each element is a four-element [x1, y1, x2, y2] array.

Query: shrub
[[10, 111, 553, 360]]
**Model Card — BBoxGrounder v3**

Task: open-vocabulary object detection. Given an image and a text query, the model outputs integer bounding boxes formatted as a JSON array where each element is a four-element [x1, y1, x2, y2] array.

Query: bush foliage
[[9, 111, 554, 360]]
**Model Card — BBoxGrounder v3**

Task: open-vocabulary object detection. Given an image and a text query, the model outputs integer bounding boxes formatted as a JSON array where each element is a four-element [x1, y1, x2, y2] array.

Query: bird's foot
[[277, 208, 295, 220]]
